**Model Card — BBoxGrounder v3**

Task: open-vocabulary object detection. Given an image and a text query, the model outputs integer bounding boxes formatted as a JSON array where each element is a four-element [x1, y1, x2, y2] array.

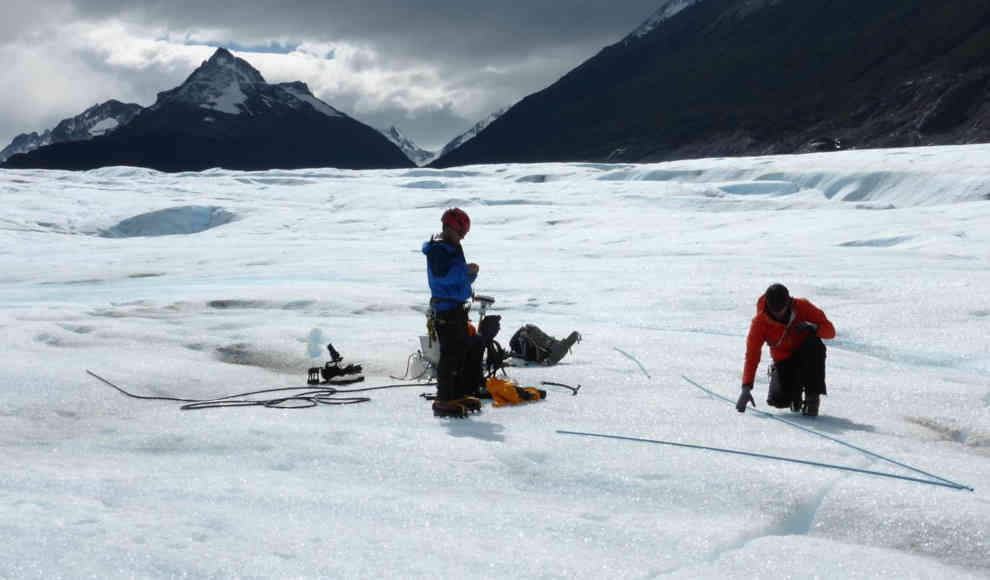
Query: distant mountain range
[[2, 49, 413, 171], [379, 126, 435, 166], [378, 108, 507, 166], [432, 0, 990, 166], [0, 100, 142, 163], [7, 0, 989, 171]]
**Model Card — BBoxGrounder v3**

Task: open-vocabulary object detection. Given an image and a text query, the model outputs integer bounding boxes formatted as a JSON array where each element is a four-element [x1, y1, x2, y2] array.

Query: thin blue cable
[[556, 430, 970, 491], [614, 347, 651, 379], [680, 375, 974, 492]]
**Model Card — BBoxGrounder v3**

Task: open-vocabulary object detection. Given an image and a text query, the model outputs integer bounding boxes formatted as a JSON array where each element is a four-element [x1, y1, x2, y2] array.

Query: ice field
[[2, 144, 989, 578]]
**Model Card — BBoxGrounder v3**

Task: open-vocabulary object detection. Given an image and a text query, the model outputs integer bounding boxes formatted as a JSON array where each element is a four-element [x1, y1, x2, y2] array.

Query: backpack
[[509, 324, 556, 362], [509, 324, 582, 366]]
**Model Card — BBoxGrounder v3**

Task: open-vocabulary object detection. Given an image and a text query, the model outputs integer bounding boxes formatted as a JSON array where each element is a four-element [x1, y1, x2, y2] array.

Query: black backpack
[[509, 324, 555, 362]]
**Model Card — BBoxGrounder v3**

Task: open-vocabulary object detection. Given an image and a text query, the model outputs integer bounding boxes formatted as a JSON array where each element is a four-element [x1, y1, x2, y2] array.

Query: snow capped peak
[[150, 48, 347, 120], [198, 47, 266, 86], [153, 47, 266, 115], [379, 126, 435, 166], [626, 0, 702, 40]]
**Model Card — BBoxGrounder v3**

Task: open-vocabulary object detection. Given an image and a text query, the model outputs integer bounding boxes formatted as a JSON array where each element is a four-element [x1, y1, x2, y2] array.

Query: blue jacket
[[423, 237, 476, 311]]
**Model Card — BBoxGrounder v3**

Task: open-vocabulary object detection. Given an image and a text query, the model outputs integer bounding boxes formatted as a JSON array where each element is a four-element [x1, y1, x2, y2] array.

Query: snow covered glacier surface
[[1, 144, 989, 579]]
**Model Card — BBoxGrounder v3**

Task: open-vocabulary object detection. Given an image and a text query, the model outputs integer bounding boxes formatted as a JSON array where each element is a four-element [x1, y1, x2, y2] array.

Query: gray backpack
[[509, 325, 581, 365]]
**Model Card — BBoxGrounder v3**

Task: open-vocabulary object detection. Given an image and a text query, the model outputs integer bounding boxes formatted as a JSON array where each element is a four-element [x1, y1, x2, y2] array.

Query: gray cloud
[[72, 0, 659, 61], [1, 0, 663, 153]]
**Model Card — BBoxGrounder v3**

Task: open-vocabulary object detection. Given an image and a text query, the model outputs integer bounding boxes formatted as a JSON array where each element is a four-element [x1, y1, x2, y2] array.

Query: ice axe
[[541, 381, 581, 396]]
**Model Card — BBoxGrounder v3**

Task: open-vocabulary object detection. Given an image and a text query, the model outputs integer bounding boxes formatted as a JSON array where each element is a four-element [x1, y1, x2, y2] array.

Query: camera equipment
[[308, 342, 363, 385]]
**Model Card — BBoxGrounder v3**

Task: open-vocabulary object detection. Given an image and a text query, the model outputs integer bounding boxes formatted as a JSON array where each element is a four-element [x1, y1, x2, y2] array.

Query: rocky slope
[[433, 0, 990, 166]]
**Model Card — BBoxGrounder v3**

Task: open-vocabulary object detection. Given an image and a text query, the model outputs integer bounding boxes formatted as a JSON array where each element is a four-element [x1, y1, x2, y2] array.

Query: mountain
[[380, 126, 435, 166], [0, 100, 142, 163], [432, 107, 508, 162], [3, 48, 413, 171], [432, 0, 990, 167], [622, 0, 702, 42]]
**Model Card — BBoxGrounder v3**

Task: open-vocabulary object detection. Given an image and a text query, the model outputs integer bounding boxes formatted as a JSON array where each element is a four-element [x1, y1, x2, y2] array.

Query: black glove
[[795, 321, 818, 335], [736, 384, 755, 413]]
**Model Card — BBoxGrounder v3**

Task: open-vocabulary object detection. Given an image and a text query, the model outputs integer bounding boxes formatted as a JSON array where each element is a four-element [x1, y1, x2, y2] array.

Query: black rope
[[86, 370, 435, 411]]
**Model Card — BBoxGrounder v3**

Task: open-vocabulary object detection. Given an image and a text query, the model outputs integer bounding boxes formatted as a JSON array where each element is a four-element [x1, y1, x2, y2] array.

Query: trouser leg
[[796, 335, 827, 396], [435, 308, 468, 402], [770, 336, 827, 406], [459, 334, 485, 397], [771, 355, 802, 407]]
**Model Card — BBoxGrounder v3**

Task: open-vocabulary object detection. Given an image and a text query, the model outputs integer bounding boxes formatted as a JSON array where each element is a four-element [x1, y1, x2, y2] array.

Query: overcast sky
[[0, 0, 664, 151]]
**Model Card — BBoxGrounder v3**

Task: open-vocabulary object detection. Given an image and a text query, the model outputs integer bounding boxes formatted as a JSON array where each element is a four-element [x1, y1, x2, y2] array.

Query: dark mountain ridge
[[432, 0, 990, 167]]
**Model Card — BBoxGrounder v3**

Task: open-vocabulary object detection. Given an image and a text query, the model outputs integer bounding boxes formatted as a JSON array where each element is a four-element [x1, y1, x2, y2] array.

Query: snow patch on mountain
[[380, 126, 435, 166], [626, 0, 702, 40], [278, 82, 343, 118], [437, 107, 509, 160], [210, 83, 248, 115], [88, 118, 119, 136]]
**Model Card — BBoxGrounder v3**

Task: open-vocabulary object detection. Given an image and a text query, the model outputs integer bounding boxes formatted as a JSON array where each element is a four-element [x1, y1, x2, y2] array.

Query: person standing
[[737, 283, 835, 417], [423, 208, 482, 417]]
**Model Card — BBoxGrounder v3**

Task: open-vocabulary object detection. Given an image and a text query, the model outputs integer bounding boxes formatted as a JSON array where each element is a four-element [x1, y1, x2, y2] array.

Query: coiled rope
[[86, 370, 433, 410]]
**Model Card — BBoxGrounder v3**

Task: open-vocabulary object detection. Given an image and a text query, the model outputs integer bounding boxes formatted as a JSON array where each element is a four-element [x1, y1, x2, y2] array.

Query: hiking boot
[[450, 396, 482, 413], [432, 399, 469, 418], [790, 397, 803, 413], [545, 331, 581, 365], [803, 394, 820, 417]]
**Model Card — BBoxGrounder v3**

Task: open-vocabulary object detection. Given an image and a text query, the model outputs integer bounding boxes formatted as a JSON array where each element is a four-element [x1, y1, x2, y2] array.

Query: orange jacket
[[742, 295, 835, 385], [485, 377, 545, 407]]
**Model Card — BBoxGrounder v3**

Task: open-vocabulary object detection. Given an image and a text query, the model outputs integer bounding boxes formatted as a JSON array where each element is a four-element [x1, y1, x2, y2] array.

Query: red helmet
[[441, 207, 470, 237]]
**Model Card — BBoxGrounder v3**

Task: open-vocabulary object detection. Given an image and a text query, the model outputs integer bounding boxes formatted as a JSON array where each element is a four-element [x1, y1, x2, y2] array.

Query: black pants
[[768, 336, 827, 407], [434, 308, 484, 401]]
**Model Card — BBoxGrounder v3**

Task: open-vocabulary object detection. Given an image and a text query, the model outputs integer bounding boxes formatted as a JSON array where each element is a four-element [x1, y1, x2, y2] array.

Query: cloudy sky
[[0, 0, 665, 151]]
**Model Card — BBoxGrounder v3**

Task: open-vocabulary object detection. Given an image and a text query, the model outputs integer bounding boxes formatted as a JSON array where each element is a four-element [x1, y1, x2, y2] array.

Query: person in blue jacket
[[423, 207, 482, 417]]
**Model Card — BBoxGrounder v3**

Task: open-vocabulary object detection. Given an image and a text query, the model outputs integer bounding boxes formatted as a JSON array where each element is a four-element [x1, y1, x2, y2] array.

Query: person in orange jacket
[[736, 283, 835, 417]]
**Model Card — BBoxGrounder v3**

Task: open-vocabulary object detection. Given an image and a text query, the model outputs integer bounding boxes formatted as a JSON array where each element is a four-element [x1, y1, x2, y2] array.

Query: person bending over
[[737, 283, 835, 417]]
